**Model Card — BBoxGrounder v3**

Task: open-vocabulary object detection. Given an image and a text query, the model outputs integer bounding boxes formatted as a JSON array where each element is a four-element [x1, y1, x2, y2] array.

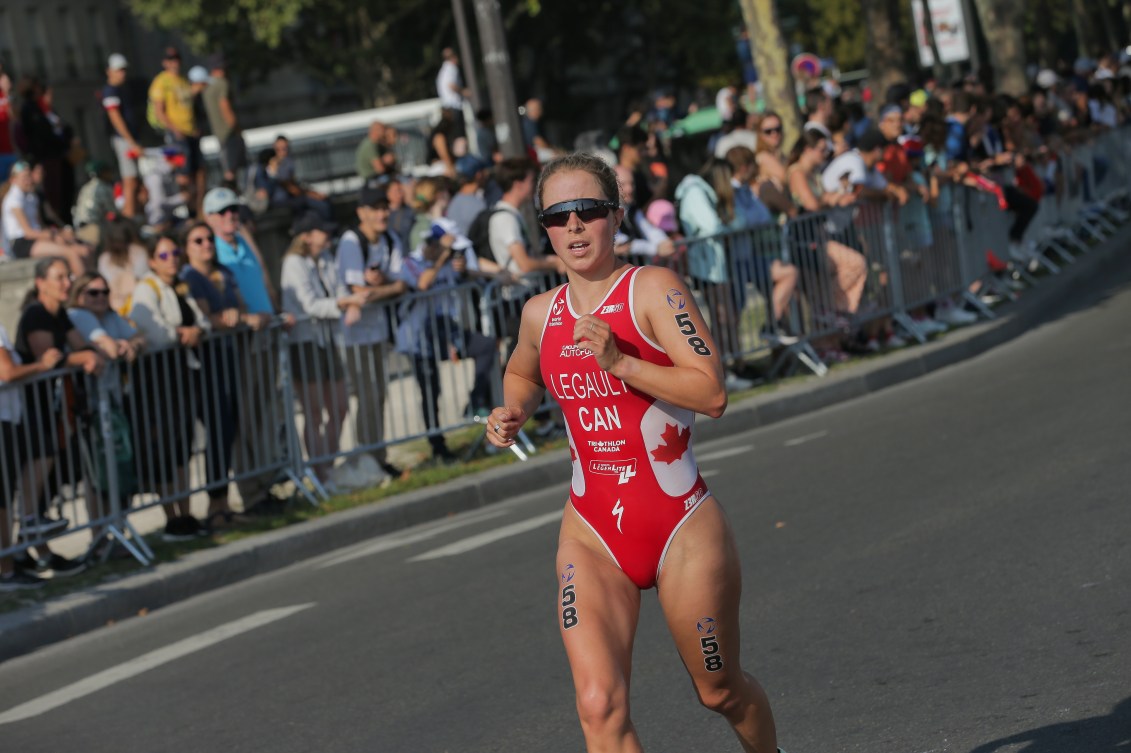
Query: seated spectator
[[1, 160, 92, 274], [0, 322, 62, 589], [447, 156, 491, 235], [72, 160, 117, 248], [356, 120, 396, 182], [281, 212, 363, 489], [724, 146, 799, 332], [11, 256, 101, 576], [254, 135, 331, 220], [98, 216, 149, 313], [126, 233, 209, 541], [396, 218, 497, 462], [612, 165, 674, 262]]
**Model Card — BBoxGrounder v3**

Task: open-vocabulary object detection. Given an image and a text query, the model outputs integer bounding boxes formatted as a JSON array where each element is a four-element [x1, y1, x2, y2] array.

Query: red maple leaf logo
[[650, 423, 691, 464]]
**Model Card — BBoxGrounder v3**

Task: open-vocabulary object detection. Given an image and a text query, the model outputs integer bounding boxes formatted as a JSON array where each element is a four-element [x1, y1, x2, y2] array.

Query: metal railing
[[2, 127, 1127, 572]]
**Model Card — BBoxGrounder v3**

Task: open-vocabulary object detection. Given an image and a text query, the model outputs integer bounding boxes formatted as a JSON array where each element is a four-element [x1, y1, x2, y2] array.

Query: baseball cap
[[1036, 69, 1058, 89], [163, 46, 181, 60], [107, 53, 128, 71], [455, 155, 490, 180], [645, 199, 678, 234], [188, 66, 210, 84], [857, 127, 888, 153], [203, 186, 241, 215], [207, 53, 227, 71], [358, 184, 389, 208], [292, 211, 338, 236], [909, 89, 928, 108], [429, 217, 471, 250]]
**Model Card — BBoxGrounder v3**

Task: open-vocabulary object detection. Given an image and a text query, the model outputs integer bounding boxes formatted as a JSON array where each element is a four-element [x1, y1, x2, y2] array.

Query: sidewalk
[[1, 230, 1126, 664]]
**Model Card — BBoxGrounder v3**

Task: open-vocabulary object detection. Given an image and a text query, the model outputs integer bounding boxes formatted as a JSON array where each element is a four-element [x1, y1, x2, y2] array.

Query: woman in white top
[[281, 212, 363, 486], [128, 233, 209, 540], [1, 161, 92, 274]]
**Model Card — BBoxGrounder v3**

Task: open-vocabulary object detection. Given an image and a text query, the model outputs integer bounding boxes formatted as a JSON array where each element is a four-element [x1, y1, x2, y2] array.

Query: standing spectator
[[1, 321, 64, 589], [148, 47, 204, 218], [178, 220, 254, 528], [2, 161, 91, 274], [753, 112, 796, 219], [17, 79, 77, 225], [13, 256, 100, 576], [435, 48, 468, 129], [487, 157, 563, 277], [520, 98, 554, 160], [471, 108, 498, 163], [101, 53, 143, 219], [281, 212, 361, 487], [612, 164, 674, 262], [395, 218, 496, 462], [127, 234, 209, 540], [0, 63, 14, 181], [616, 124, 654, 209], [72, 160, 116, 248], [385, 178, 415, 249], [336, 184, 408, 480], [203, 187, 284, 514], [446, 155, 491, 235], [355, 121, 395, 183], [98, 216, 149, 313], [427, 108, 462, 178], [201, 54, 248, 192]]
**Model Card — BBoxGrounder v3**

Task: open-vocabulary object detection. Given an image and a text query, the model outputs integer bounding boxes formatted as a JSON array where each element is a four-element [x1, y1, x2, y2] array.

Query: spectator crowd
[[1, 41, 1127, 591]]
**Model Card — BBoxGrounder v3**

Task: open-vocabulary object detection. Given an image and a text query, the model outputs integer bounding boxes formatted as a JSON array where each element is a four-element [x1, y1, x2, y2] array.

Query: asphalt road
[[1, 258, 1129, 753]]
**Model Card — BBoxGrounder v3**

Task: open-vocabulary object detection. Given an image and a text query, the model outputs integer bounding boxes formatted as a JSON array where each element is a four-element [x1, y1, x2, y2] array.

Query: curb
[[1, 232, 1126, 663]]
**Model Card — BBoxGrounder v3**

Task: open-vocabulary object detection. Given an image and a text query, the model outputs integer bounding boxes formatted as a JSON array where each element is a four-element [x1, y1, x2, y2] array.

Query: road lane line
[[696, 445, 753, 463], [316, 508, 511, 569], [701, 470, 721, 478], [784, 430, 828, 447], [0, 603, 315, 725], [408, 510, 562, 561]]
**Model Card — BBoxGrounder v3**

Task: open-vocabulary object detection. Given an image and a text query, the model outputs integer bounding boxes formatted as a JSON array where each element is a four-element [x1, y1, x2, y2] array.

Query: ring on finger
[[494, 422, 502, 433]]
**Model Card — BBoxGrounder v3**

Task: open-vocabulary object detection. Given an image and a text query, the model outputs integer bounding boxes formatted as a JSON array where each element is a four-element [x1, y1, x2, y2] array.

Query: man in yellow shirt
[[148, 46, 204, 215]]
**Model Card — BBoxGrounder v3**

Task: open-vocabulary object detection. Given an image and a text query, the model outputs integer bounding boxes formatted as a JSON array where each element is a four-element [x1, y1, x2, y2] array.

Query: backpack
[[119, 277, 162, 320], [466, 207, 504, 263]]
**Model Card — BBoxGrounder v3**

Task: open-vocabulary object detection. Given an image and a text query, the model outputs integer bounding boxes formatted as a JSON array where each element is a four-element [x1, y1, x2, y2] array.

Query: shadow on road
[[967, 696, 1131, 753]]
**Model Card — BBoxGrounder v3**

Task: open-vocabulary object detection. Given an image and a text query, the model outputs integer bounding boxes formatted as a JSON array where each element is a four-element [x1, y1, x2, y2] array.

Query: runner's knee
[[575, 680, 631, 733], [694, 675, 747, 719]]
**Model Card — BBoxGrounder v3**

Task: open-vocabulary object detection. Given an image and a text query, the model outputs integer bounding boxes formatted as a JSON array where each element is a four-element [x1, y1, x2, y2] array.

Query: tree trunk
[[864, 0, 907, 111], [971, 0, 1028, 96], [737, 0, 803, 149]]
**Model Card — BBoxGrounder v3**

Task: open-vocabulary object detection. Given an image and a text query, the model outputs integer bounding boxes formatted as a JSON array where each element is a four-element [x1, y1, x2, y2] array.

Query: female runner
[[486, 152, 781, 752]]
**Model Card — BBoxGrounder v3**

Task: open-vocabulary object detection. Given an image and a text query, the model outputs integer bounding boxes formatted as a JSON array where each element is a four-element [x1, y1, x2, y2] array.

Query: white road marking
[[409, 510, 562, 561], [0, 603, 315, 725], [316, 507, 510, 569], [784, 430, 828, 447], [701, 470, 721, 478], [696, 445, 753, 463]]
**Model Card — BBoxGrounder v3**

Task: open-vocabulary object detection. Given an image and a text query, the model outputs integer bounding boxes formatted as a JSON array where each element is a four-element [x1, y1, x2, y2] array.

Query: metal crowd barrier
[[3, 128, 1127, 574]]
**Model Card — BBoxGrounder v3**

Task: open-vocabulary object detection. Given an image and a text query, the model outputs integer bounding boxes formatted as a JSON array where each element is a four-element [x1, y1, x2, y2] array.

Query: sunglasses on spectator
[[216, 206, 239, 216], [191, 235, 215, 245], [539, 199, 619, 228], [84, 288, 109, 297], [157, 249, 182, 261], [762, 126, 783, 135]]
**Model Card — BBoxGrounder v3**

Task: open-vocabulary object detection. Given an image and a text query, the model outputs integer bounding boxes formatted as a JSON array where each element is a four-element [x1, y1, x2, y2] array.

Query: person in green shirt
[[355, 121, 396, 182]]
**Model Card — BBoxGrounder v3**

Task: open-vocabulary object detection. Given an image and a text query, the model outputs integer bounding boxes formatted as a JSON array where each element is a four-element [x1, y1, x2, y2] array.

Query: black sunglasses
[[84, 288, 109, 297], [761, 126, 783, 135], [539, 199, 619, 228]]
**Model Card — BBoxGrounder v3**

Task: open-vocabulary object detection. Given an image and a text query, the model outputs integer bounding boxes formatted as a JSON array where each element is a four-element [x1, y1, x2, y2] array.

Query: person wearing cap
[[822, 126, 897, 202], [203, 185, 287, 513], [101, 53, 142, 220], [395, 216, 495, 462], [355, 121, 396, 182], [201, 53, 247, 192], [282, 212, 364, 488], [446, 155, 491, 235], [336, 184, 409, 480], [72, 160, 117, 247]]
